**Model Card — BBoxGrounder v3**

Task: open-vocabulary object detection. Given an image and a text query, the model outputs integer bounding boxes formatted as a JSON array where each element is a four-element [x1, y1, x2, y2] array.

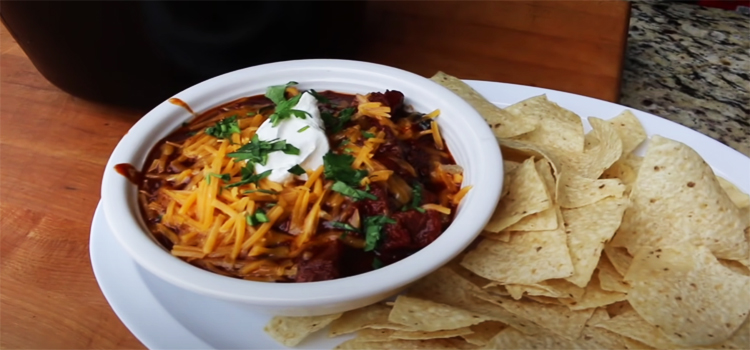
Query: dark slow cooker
[[0, 1, 365, 109]]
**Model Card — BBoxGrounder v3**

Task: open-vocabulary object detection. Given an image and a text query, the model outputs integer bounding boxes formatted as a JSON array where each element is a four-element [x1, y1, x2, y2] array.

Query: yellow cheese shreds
[[431, 120, 444, 150], [422, 204, 451, 215]]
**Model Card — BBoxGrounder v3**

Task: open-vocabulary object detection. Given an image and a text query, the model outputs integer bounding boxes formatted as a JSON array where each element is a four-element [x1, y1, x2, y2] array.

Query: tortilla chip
[[506, 159, 560, 231], [335, 338, 474, 349], [526, 295, 563, 305], [264, 313, 343, 346], [541, 279, 587, 300], [390, 327, 473, 340], [557, 173, 627, 208], [717, 176, 750, 209], [463, 210, 574, 284], [624, 242, 750, 347], [718, 258, 750, 276], [503, 160, 522, 174], [608, 110, 647, 155], [481, 230, 511, 242], [407, 267, 543, 335], [476, 294, 595, 341], [485, 157, 552, 232], [597, 255, 630, 293], [593, 308, 681, 349], [559, 275, 627, 311], [504, 283, 567, 300], [605, 301, 633, 318], [460, 321, 507, 346], [388, 295, 487, 331], [610, 136, 749, 260], [501, 160, 521, 199], [329, 303, 392, 337], [563, 197, 629, 287], [482, 283, 510, 297], [507, 95, 584, 153], [430, 72, 538, 139], [604, 244, 633, 276], [708, 315, 750, 349], [488, 310, 628, 350], [356, 328, 395, 342], [574, 117, 624, 179], [622, 337, 656, 350]]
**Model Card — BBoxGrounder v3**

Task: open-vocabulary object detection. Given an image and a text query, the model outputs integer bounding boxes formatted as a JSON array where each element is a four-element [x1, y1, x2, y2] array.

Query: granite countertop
[[620, 1, 749, 157]]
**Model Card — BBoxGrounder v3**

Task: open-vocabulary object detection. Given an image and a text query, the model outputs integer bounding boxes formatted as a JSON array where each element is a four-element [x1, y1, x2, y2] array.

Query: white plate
[[90, 80, 750, 350]]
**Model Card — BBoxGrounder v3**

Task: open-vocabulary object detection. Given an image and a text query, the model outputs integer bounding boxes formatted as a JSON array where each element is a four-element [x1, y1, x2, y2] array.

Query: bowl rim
[[101, 59, 503, 306]]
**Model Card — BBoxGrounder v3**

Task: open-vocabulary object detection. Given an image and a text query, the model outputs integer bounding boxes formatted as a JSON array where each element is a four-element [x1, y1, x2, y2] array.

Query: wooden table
[[0, 1, 630, 348]]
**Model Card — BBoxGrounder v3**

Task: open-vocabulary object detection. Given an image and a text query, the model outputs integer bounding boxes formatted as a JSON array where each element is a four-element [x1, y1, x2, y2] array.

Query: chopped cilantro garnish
[[339, 139, 350, 146], [246, 209, 270, 226], [344, 148, 354, 153], [228, 135, 300, 166], [255, 211, 269, 223], [403, 183, 426, 213], [297, 125, 310, 133], [246, 111, 257, 116], [332, 181, 377, 201], [322, 152, 368, 186], [287, 164, 306, 176], [225, 168, 272, 189], [265, 82, 312, 127], [364, 216, 396, 251], [309, 89, 330, 104], [321, 107, 355, 133], [246, 213, 258, 226], [372, 257, 384, 269], [242, 189, 278, 195], [206, 172, 231, 185], [265, 81, 297, 105], [361, 130, 375, 139], [205, 115, 241, 139], [329, 221, 359, 232]]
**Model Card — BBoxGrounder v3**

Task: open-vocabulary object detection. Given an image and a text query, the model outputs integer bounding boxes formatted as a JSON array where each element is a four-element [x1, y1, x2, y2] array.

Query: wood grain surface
[[0, 2, 629, 348]]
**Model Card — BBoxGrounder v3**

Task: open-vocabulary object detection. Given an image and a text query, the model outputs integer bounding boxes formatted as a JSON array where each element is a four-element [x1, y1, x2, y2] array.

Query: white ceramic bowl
[[101, 59, 503, 316]]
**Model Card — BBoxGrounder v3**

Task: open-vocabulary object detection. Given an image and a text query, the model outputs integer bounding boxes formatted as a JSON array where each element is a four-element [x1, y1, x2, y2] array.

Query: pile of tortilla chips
[[264, 72, 750, 349]]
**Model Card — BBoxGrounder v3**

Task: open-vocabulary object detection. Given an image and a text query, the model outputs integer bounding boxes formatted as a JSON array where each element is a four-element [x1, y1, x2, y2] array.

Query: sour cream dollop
[[254, 92, 330, 183]]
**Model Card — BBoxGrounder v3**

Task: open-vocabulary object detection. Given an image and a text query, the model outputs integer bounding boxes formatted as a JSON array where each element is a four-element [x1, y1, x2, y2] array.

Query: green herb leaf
[[332, 181, 377, 201], [309, 89, 330, 104], [246, 111, 257, 116], [361, 130, 375, 139], [268, 94, 310, 127], [255, 211, 269, 223], [403, 182, 426, 213], [206, 172, 231, 184], [242, 189, 279, 195], [246, 213, 259, 226], [265, 81, 298, 105], [372, 257, 384, 269], [329, 221, 359, 232], [321, 107, 356, 133], [322, 152, 368, 186], [228, 135, 300, 166], [339, 139, 350, 146], [287, 164, 306, 176], [225, 168, 272, 189], [205, 115, 241, 139], [363, 215, 396, 251], [297, 125, 310, 133]]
